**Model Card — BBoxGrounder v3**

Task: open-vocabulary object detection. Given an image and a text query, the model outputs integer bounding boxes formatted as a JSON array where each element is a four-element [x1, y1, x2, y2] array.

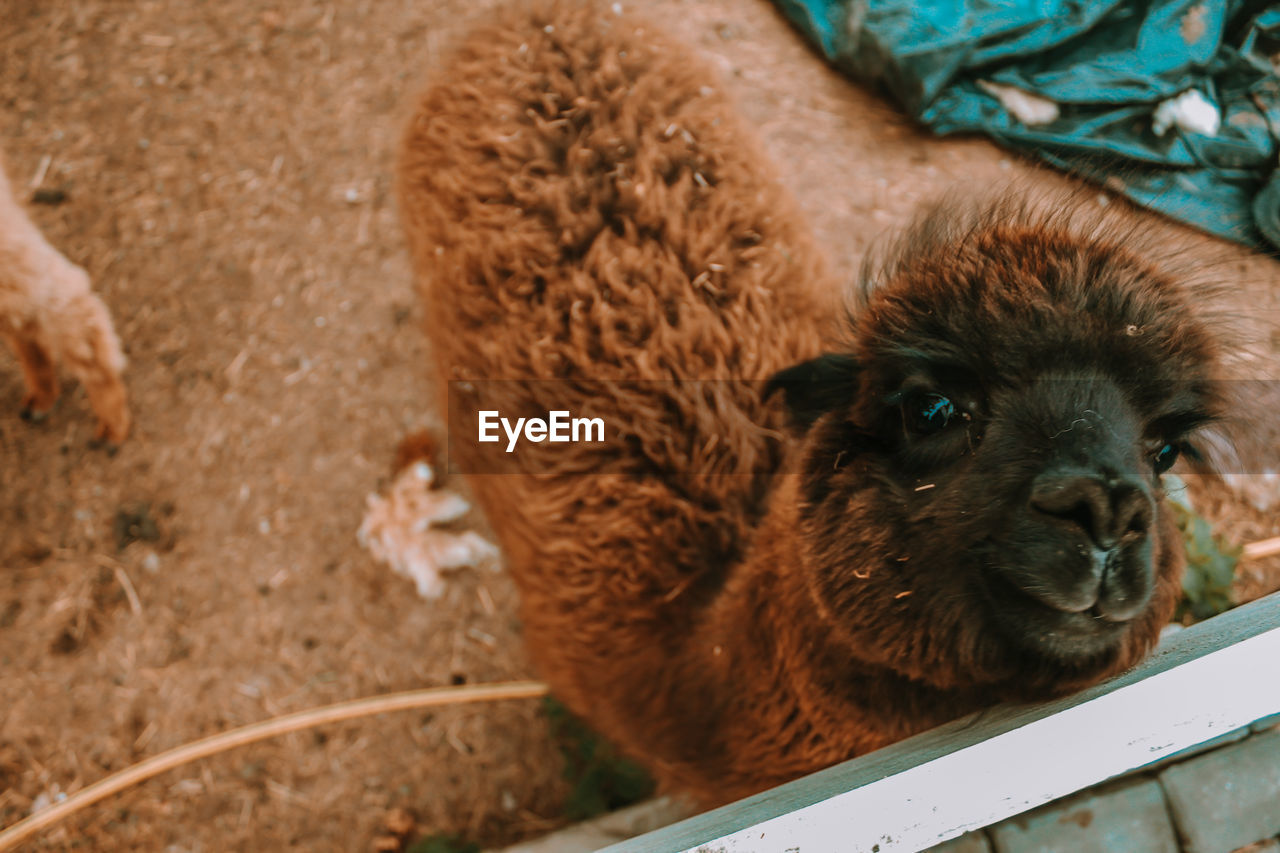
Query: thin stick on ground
[[0, 680, 550, 851], [1243, 535, 1280, 562]]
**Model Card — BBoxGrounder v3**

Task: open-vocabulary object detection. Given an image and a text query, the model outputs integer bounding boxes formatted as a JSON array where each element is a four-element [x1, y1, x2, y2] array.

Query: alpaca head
[[769, 199, 1224, 699]]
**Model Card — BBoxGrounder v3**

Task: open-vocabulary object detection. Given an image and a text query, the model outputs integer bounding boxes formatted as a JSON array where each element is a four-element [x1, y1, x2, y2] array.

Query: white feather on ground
[[358, 460, 500, 598]]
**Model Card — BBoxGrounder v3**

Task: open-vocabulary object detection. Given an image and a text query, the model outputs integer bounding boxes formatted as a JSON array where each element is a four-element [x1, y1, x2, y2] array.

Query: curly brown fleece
[[397, 1, 1223, 806]]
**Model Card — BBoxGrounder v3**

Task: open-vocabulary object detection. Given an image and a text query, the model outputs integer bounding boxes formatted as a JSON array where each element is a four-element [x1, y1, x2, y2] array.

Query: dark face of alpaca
[[770, 220, 1221, 697]]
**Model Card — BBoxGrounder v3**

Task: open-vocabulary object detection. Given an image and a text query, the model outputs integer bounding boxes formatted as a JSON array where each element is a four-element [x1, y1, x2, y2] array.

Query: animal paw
[[89, 405, 130, 448], [19, 389, 58, 423]]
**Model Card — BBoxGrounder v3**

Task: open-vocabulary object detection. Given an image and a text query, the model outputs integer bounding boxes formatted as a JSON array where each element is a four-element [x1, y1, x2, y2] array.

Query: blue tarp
[[774, 0, 1280, 251]]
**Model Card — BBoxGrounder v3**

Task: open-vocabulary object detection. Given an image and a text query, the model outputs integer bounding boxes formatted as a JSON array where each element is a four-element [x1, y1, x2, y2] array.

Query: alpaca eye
[[905, 393, 959, 435], [1152, 442, 1180, 474]]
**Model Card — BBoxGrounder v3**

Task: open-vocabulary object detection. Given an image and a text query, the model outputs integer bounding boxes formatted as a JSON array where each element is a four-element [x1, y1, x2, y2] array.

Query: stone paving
[[930, 718, 1280, 853]]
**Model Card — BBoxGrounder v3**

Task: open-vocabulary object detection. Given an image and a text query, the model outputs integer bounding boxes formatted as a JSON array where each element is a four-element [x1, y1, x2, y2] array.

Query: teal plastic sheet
[[774, 1, 1280, 251]]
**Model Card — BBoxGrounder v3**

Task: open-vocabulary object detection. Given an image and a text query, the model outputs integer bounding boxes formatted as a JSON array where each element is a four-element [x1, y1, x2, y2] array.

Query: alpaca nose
[[1029, 471, 1151, 549]]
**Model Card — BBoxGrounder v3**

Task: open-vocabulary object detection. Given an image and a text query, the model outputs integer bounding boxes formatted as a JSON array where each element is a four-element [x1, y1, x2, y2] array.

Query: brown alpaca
[[0, 151, 129, 444], [397, 1, 1224, 806]]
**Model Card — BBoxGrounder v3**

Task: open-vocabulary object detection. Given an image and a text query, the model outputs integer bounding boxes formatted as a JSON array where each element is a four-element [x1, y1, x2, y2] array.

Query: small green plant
[[543, 696, 655, 821], [1170, 501, 1241, 622], [407, 833, 481, 853]]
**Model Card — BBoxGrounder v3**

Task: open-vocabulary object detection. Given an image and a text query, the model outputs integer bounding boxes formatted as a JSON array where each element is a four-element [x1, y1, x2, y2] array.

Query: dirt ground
[[1, 1, 1277, 851]]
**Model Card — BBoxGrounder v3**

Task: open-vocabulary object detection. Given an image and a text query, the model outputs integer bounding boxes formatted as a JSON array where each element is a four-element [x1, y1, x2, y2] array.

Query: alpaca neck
[[673, 475, 992, 802]]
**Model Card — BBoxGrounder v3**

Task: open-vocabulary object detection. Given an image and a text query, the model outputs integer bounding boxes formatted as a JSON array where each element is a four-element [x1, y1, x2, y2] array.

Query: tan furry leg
[[41, 277, 130, 444], [2, 326, 59, 417], [0, 153, 130, 443]]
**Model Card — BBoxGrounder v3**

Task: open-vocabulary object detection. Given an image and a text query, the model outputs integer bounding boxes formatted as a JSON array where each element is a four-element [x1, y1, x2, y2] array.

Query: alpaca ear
[[764, 353, 860, 430]]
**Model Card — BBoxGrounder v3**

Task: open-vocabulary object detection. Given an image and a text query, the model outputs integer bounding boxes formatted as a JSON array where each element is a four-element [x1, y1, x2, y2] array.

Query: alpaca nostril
[[1050, 495, 1096, 540], [1113, 488, 1152, 542], [1030, 472, 1151, 549], [1029, 475, 1108, 545]]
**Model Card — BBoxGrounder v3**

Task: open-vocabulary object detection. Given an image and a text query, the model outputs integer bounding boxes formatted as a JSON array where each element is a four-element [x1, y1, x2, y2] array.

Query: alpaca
[[396, 1, 1224, 805], [0, 151, 129, 444]]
